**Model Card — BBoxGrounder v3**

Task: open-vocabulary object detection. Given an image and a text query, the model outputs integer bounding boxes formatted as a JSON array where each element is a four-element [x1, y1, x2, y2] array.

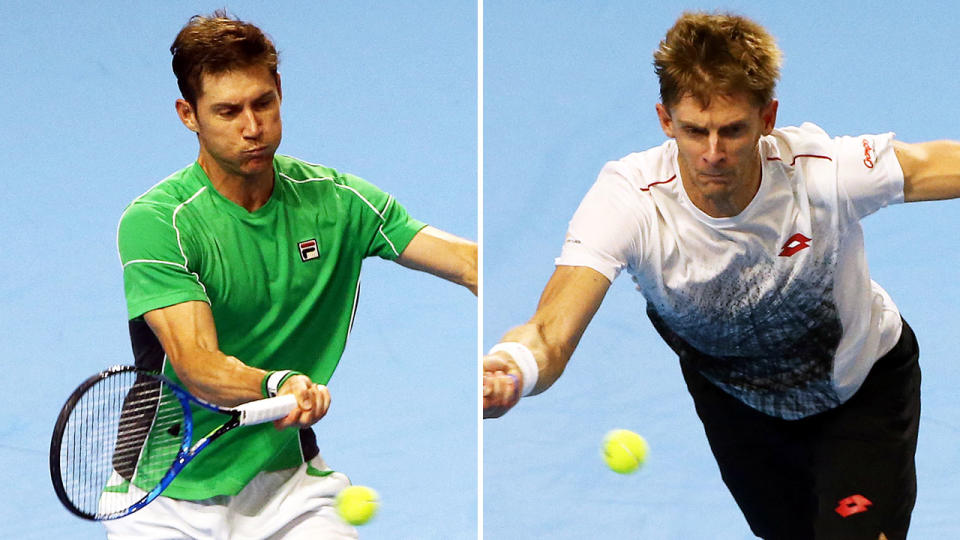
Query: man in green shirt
[[106, 11, 476, 539]]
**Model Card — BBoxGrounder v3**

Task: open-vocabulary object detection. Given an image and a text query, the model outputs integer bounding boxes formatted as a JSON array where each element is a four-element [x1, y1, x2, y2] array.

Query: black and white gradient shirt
[[557, 123, 905, 420]]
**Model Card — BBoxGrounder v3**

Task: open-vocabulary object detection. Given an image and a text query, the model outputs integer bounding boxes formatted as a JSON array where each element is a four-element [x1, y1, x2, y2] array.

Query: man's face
[[178, 64, 282, 181], [656, 92, 777, 215]]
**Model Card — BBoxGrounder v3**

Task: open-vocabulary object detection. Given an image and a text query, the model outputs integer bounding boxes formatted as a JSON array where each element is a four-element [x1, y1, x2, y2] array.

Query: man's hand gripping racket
[[49, 365, 311, 520]]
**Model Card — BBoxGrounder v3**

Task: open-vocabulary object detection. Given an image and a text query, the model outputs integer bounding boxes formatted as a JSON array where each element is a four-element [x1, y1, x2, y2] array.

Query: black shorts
[[680, 319, 921, 540]]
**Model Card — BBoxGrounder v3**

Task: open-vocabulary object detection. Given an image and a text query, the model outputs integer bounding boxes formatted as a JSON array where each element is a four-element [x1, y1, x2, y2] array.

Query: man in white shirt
[[484, 12, 960, 540]]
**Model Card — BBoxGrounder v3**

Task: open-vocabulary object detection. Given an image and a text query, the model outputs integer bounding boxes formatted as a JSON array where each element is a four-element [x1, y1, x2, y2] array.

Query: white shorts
[[102, 455, 359, 539]]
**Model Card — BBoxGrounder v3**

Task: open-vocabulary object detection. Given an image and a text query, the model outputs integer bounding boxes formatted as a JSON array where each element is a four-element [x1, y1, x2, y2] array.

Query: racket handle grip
[[235, 394, 299, 425]]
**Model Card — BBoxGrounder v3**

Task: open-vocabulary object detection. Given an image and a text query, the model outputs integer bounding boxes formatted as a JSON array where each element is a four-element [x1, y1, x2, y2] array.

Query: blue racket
[[49, 365, 298, 520]]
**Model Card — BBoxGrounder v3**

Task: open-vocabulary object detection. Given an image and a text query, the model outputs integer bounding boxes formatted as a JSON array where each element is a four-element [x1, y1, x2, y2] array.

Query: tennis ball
[[602, 429, 649, 474], [335, 485, 379, 526]]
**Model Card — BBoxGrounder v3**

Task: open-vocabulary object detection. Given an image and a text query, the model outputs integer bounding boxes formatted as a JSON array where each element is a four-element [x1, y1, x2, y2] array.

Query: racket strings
[[57, 371, 187, 519]]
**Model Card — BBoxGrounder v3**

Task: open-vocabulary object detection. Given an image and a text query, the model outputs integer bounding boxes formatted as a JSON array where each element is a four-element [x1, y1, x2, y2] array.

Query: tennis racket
[[49, 365, 298, 520]]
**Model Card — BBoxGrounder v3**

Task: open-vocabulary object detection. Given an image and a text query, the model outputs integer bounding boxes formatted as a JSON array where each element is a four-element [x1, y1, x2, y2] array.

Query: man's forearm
[[496, 321, 571, 395], [396, 226, 478, 295], [143, 302, 270, 407], [167, 350, 268, 407]]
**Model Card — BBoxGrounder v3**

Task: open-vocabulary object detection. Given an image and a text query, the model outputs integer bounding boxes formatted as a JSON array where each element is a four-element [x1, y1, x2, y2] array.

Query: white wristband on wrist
[[265, 370, 293, 398], [489, 342, 538, 397]]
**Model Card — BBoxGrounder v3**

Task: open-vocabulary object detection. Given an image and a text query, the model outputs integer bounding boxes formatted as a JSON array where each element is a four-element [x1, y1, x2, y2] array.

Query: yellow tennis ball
[[335, 485, 379, 526], [602, 429, 649, 474]]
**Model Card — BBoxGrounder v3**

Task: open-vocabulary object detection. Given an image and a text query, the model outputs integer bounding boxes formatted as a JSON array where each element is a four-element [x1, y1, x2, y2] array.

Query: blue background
[[484, 1, 960, 538], [0, 2, 476, 539]]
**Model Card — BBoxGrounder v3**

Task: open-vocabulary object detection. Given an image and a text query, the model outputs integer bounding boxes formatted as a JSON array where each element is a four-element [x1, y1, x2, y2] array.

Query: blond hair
[[653, 12, 782, 108]]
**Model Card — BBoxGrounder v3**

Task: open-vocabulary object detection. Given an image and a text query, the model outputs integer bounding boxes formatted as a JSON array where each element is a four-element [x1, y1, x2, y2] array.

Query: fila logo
[[835, 494, 873, 518], [298, 239, 319, 262], [779, 233, 811, 257], [862, 138, 876, 169]]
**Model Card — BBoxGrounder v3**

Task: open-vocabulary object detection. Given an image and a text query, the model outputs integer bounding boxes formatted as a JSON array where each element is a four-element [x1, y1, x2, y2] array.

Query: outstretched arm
[[395, 225, 478, 295], [483, 265, 611, 418], [894, 140, 960, 202], [143, 300, 330, 429]]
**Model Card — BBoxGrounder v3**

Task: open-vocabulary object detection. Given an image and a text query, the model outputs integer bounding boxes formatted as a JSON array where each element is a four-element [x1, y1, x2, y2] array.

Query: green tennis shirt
[[116, 155, 426, 499]]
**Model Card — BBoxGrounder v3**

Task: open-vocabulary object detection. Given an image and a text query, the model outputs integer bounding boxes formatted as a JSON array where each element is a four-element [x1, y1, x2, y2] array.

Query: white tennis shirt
[[557, 123, 905, 419]]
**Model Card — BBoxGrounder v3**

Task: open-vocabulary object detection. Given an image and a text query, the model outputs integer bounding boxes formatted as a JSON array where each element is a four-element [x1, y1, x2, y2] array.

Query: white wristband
[[489, 342, 538, 397], [265, 370, 293, 398]]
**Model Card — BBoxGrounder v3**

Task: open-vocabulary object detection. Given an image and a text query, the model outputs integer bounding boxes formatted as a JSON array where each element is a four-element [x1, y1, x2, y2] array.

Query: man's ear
[[176, 98, 199, 133], [655, 103, 675, 138], [275, 72, 283, 102], [760, 99, 778, 136]]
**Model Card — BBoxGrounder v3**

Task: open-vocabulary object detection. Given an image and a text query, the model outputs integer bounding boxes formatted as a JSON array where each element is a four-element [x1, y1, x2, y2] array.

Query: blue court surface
[[0, 2, 475, 539], [484, 1, 960, 539]]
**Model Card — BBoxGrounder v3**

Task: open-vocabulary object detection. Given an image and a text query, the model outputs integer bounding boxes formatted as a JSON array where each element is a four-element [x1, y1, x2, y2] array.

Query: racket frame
[[50, 365, 292, 521]]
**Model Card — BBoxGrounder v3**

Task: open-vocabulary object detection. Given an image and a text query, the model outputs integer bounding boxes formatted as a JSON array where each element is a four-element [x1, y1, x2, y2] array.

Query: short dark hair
[[653, 12, 782, 109], [170, 10, 279, 106]]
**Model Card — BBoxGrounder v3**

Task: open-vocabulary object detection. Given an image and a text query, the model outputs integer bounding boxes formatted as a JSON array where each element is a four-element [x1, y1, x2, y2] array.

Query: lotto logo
[[298, 239, 319, 261], [835, 494, 873, 518], [779, 233, 811, 257], [862, 138, 876, 169]]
